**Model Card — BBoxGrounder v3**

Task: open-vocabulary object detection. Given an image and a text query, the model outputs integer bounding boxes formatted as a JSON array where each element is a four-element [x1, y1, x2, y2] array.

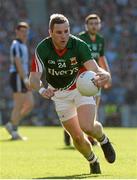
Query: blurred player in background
[[64, 14, 112, 146], [29, 14, 116, 174], [5, 22, 34, 140]]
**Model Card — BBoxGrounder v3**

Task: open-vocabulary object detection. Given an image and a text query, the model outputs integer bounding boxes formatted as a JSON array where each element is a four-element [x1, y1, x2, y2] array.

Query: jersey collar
[[16, 38, 23, 43], [85, 31, 97, 42]]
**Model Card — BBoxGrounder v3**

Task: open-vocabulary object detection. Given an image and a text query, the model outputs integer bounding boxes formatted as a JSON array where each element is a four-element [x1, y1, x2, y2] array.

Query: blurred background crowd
[[0, 0, 137, 127]]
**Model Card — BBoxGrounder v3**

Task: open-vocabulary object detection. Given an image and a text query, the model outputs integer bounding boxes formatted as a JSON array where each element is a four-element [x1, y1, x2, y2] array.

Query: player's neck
[[52, 41, 65, 51], [89, 33, 96, 41], [53, 42, 67, 56], [16, 37, 26, 43]]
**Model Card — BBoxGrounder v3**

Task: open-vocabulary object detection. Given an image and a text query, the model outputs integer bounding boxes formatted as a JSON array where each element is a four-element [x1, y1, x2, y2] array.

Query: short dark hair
[[85, 14, 101, 24], [49, 14, 69, 31], [16, 22, 29, 30]]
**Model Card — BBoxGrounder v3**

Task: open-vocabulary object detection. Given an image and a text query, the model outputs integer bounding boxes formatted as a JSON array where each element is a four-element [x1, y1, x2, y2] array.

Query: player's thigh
[[74, 90, 96, 131], [23, 91, 34, 107], [56, 103, 83, 139], [95, 95, 101, 121], [77, 104, 96, 132], [13, 92, 25, 109], [62, 116, 84, 140], [96, 95, 101, 109]]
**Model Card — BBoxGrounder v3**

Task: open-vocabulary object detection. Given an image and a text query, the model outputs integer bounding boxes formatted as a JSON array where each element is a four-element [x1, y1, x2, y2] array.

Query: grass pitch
[[0, 127, 137, 179]]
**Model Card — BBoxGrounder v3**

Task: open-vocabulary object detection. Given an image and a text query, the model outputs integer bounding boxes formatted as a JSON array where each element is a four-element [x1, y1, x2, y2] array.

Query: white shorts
[[51, 89, 96, 122]]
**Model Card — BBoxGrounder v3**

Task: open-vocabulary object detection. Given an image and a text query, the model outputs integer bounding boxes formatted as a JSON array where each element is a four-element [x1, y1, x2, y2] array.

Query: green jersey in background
[[78, 31, 105, 63]]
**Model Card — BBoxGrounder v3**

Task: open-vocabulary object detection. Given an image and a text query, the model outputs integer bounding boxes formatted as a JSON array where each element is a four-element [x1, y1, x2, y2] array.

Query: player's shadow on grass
[[35, 173, 112, 179], [58, 146, 75, 150], [0, 138, 13, 142], [35, 173, 105, 179]]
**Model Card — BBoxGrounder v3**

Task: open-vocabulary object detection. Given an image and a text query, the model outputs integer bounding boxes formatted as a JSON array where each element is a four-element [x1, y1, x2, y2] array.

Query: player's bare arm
[[29, 72, 42, 90], [29, 72, 55, 99], [84, 59, 111, 87], [98, 56, 112, 88], [15, 57, 29, 89]]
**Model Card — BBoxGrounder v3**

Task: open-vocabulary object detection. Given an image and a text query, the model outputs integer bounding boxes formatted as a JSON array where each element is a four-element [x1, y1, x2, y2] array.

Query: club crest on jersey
[[70, 57, 77, 65], [92, 44, 97, 51]]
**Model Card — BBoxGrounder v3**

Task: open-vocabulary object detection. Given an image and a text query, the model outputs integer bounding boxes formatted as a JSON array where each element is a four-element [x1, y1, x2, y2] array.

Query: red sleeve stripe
[[31, 55, 37, 72], [35, 52, 40, 72], [33, 51, 44, 73]]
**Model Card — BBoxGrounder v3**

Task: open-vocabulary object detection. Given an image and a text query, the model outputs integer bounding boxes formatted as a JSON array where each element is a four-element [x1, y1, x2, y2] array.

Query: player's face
[[50, 22, 70, 50], [16, 27, 29, 43], [86, 19, 101, 35]]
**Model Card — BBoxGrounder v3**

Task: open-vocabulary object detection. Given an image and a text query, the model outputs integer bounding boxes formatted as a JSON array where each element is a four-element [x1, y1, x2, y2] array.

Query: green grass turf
[[0, 127, 137, 179]]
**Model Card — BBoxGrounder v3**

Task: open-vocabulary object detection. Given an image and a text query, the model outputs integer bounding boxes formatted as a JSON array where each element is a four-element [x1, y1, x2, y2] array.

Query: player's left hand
[[94, 71, 111, 88], [104, 81, 112, 89]]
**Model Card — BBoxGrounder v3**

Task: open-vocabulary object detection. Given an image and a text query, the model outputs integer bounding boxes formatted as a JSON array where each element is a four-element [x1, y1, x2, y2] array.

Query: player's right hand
[[40, 88, 55, 99], [24, 77, 31, 90]]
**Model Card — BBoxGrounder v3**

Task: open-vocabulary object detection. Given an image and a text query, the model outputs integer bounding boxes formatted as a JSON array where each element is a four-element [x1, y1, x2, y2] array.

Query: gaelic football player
[[5, 22, 34, 140], [29, 14, 116, 174]]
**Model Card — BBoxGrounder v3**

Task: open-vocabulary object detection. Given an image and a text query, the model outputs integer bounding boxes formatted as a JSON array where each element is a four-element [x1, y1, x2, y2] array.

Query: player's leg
[[63, 94, 99, 147], [95, 94, 101, 124], [77, 103, 116, 163], [7, 92, 33, 140], [95, 94, 116, 163], [6, 73, 33, 140], [5, 92, 26, 140], [61, 114, 101, 174], [87, 95, 100, 146], [63, 85, 101, 147], [53, 89, 100, 173], [20, 91, 34, 117], [64, 130, 71, 146]]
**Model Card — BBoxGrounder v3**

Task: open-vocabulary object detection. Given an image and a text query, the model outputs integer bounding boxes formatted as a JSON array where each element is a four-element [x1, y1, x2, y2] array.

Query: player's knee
[[22, 101, 34, 115], [94, 121, 102, 130], [81, 121, 94, 136], [72, 134, 84, 145], [13, 104, 23, 112], [82, 126, 94, 136], [86, 122, 103, 138], [27, 99, 34, 110], [26, 104, 33, 114], [28, 101, 34, 111]]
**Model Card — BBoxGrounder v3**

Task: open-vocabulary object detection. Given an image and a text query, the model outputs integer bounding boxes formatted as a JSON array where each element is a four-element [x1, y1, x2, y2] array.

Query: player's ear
[[15, 28, 19, 33], [49, 29, 52, 36], [98, 22, 101, 31], [85, 24, 88, 31]]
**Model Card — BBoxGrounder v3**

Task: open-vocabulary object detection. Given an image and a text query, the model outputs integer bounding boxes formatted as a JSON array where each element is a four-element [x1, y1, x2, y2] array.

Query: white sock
[[87, 153, 97, 164], [99, 135, 108, 145]]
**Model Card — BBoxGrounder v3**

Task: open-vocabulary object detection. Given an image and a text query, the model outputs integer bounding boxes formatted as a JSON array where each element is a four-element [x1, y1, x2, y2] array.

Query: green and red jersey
[[78, 31, 105, 63], [31, 35, 93, 90]]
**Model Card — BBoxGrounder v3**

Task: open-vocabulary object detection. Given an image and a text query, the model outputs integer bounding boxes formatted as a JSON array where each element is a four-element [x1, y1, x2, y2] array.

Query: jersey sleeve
[[77, 34, 81, 39], [100, 38, 105, 56], [31, 47, 44, 73], [12, 42, 22, 58], [77, 41, 93, 65]]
